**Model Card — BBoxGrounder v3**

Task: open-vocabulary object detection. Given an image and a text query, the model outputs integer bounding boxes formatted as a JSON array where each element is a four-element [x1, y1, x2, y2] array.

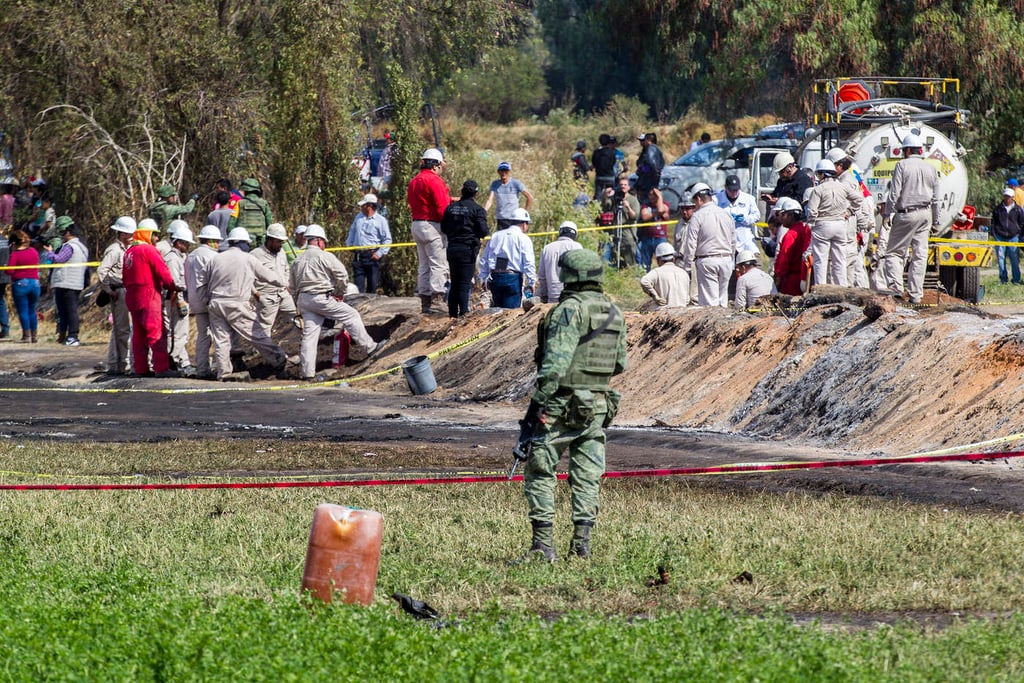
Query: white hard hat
[[265, 223, 288, 240], [358, 193, 378, 206], [304, 224, 327, 240], [558, 220, 578, 237], [227, 227, 251, 243], [110, 216, 137, 234], [171, 224, 195, 244], [295, 224, 308, 235], [1003, 187, 1016, 197], [814, 159, 836, 175], [772, 151, 796, 174], [138, 217, 159, 232], [773, 197, 802, 213], [422, 148, 444, 162], [901, 132, 923, 149], [512, 207, 531, 223], [167, 219, 189, 237], [690, 182, 712, 196], [825, 147, 850, 163], [197, 225, 222, 240], [737, 250, 759, 266], [654, 242, 675, 260]]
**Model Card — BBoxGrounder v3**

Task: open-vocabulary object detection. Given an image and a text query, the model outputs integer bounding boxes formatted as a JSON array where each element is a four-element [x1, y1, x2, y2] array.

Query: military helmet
[[240, 178, 261, 193], [157, 184, 176, 199], [558, 249, 604, 286], [55, 215, 75, 232]]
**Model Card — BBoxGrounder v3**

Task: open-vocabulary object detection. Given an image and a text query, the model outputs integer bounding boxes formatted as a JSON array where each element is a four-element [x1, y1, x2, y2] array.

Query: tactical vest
[[146, 200, 168, 226], [538, 291, 624, 391], [236, 197, 270, 233]]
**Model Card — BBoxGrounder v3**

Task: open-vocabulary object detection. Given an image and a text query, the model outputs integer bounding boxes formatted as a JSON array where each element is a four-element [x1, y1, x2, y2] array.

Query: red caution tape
[[1, 449, 1021, 491]]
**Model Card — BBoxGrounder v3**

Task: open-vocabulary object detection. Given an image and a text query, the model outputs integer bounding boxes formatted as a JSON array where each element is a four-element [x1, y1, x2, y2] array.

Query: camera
[[613, 188, 626, 202]]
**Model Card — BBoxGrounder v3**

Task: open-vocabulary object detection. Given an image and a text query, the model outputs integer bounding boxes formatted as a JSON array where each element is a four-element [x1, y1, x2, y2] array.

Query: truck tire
[[938, 265, 958, 296], [958, 266, 981, 302]]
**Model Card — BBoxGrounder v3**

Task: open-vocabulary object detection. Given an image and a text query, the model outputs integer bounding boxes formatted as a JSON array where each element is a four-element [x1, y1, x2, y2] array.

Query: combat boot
[[420, 295, 433, 313], [568, 521, 593, 559], [30, 330, 37, 343], [510, 521, 557, 565]]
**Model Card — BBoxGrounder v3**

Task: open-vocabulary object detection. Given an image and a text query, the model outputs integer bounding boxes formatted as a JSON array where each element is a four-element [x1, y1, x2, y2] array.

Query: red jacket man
[[406, 148, 453, 312], [123, 228, 176, 375], [772, 198, 812, 296]]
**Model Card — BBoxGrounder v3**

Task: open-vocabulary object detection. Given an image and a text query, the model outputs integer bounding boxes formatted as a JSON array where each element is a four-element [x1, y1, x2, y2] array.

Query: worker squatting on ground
[[407, 148, 452, 313], [97, 216, 135, 375], [250, 223, 297, 337], [204, 228, 288, 380], [733, 249, 776, 309], [881, 133, 941, 305], [122, 220, 176, 377], [440, 180, 490, 318], [164, 223, 195, 375], [639, 242, 690, 308], [679, 182, 736, 308], [537, 221, 583, 303], [184, 225, 222, 380], [289, 224, 385, 381], [517, 248, 627, 562], [806, 159, 862, 288], [479, 207, 537, 309]]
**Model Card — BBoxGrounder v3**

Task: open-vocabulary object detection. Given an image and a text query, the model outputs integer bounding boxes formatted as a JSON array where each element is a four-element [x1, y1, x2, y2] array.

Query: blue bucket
[[401, 356, 437, 395]]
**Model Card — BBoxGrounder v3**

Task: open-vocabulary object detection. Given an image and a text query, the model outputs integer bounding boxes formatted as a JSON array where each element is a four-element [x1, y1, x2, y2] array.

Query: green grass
[[2, 440, 1024, 680]]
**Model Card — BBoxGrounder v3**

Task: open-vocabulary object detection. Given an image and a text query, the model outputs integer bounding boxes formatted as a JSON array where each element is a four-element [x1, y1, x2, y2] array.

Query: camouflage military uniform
[[147, 199, 195, 228], [229, 179, 273, 247], [522, 249, 627, 560]]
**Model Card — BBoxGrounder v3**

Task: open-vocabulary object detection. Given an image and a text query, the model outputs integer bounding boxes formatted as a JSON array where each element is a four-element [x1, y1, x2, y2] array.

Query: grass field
[[1, 441, 1023, 680]]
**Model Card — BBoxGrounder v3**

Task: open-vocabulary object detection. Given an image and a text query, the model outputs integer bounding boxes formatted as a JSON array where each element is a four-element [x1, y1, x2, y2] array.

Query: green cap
[[240, 178, 261, 192], [157, 184, 176, 199], [558, 249, 604, 285], [55, 215, 75, 231]]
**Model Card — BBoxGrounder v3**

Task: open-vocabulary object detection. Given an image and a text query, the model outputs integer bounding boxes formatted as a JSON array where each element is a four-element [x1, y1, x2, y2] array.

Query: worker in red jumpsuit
[[123, 223, 177, 376]]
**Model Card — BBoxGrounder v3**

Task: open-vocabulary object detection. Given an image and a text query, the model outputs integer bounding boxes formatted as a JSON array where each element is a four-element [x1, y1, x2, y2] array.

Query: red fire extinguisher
[[332, 330, 351, 368]]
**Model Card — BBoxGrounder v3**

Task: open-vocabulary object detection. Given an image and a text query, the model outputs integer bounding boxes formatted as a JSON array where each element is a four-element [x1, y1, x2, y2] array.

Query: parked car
[[755, 121, 806, 141], [658, 136, 800, 215]]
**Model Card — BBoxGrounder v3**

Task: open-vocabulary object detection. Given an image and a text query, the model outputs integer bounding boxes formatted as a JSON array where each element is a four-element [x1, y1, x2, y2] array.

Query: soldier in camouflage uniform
[[146, 185, 196, 229], [228, 178, 273, 247], [519, 248, 627, 562]]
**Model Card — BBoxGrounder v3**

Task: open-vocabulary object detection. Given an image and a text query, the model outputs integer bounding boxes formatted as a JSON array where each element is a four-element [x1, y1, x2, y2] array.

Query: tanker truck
[[793, 77, 989, 301]]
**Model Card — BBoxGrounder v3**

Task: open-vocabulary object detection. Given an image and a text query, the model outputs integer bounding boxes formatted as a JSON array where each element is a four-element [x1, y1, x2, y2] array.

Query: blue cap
[[497, 161, 511, 172], [1009, 178, 1020, 187]]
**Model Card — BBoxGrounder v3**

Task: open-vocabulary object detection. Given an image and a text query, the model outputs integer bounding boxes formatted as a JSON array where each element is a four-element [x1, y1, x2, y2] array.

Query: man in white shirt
[[716, 174, 761, 256], [479, 207, 537, 309], [537, 221, 582, 303], [680, 183, 737, 307], [640, 242, 689, 308], [733, 250, 776, 309]]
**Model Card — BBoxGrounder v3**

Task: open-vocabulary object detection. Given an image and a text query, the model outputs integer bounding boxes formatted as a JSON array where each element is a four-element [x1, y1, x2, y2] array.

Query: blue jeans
[[488, 271, 523, 309], [11, 278, 40, 333], [638, 235, 668, 271], [995, 236, 1021, 283], [0, 283, 9, 334]]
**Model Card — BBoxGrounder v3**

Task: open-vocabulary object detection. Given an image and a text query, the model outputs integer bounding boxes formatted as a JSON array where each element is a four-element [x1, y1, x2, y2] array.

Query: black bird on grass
[[392, 592, 439, 620]]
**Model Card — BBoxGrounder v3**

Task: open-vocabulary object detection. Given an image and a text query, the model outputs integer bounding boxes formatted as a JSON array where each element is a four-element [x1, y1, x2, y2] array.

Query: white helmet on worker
[[295, 224, 308, 235], [825, 147, 850, 163], [304, 224, 327, 241], [772, 151, 796, 174], [197, 225, 222, 241], [814, 159, 837, 176], [138, 217, 159, 232], [654, 242, 675, 261], [901, 132, 923, 150], [170, 224, 194, 244], [690, 182, 713, 197], [421, 148, 444, 163], [773, 197, 802, 214], [265, 223, 288, 241], [558, 220, 578, 238], [736, 250, 759, 266], [512, 207, 531, 223], [167, 219, 189, 237], [227, 227, 251, 243], [110, 216, 137, 234]]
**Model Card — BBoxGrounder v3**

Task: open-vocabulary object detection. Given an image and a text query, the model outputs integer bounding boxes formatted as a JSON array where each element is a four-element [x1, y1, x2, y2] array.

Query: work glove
[[190, 193, 199, 201], [179, 303, 189, 317]]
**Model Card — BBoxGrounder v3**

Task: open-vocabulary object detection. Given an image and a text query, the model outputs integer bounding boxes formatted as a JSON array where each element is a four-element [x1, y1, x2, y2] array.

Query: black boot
[[511, 521, 557, 564], [420, 295, 433, 313], [569, 521, 593, 559]]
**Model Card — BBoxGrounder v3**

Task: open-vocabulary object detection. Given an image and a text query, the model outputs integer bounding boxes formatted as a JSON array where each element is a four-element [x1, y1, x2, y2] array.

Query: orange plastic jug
[[301, 504, 383, 605]]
